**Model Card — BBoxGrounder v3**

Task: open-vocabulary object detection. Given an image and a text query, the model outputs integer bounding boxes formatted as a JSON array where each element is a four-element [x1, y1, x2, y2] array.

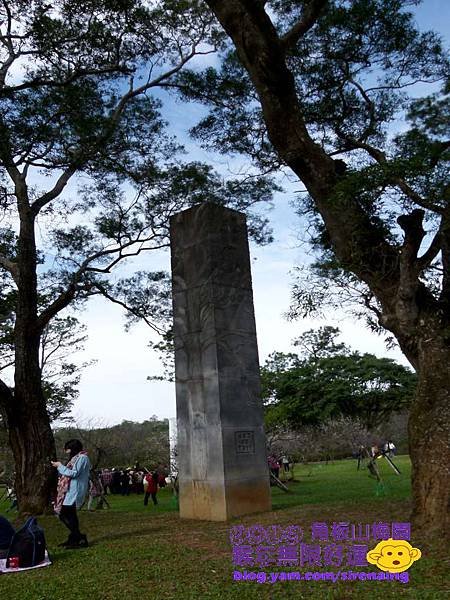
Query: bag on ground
[[0, 516, 15, 559], [6, 517, 47, 568]]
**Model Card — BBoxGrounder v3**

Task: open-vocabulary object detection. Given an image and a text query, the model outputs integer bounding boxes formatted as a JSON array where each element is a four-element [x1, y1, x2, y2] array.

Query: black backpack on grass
[[0, 515, 15, 559], [6, 517, 46, 568]]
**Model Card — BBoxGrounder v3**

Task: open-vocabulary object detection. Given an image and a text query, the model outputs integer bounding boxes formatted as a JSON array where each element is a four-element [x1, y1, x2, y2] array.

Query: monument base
[[179, 478, 271, 521]]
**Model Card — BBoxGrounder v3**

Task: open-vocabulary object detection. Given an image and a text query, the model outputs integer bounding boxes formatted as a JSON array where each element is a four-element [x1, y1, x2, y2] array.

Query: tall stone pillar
[[170, 203, 271, 521]]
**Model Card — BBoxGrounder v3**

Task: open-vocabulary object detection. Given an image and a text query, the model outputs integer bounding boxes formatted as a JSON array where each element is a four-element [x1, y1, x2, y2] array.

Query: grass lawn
[[0, 456, 448, 599]]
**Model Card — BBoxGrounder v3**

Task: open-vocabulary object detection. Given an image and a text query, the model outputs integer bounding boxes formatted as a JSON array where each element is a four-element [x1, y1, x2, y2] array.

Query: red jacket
[[144, 473, 158, 494]]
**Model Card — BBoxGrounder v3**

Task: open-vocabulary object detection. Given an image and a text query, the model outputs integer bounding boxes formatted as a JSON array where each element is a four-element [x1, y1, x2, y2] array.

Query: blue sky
[[60, 1, 450, 426]]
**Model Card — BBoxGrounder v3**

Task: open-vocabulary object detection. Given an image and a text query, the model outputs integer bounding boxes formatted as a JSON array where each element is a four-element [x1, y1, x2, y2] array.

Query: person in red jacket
[[143, 471, 158, 506]]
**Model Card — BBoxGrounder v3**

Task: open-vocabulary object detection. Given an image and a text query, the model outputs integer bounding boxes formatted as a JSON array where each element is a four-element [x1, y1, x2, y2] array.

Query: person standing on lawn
[[51, 439, 90, 548], [281, 455, 290, 473], [101, 468, 112, 494], [268, 455, 280, 479], [143, 471, 159, 506], [87, 472, 104, 511]]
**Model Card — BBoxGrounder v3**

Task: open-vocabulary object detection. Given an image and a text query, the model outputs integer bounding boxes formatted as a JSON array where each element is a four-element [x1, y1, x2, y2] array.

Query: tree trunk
[[6, 205, 56, 514], [408, 335, 450, 537], [8, 344, 56, 515]]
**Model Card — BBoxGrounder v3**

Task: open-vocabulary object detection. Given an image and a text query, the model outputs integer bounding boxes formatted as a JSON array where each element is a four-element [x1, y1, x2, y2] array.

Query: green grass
[[272, 455, 412, 509], [0, 456, 448, 600]]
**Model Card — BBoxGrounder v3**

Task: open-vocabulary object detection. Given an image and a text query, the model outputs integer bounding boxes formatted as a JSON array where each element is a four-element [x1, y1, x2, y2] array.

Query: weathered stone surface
[[170, 203, 271, 521]]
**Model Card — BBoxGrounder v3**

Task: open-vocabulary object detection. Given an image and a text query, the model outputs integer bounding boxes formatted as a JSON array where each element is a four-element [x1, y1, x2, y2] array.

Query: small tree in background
[[262, 327, 416, 430]]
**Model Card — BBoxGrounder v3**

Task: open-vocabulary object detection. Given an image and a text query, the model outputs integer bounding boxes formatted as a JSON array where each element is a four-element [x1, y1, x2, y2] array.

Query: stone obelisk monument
[[170, 203, 271, 521]]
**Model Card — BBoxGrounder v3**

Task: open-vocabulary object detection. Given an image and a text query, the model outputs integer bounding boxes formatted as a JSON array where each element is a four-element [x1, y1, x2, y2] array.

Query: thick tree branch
[[0, 0, 16, 88], [397, 209, 426, 265], [36, 281, 79, 333], [439, 213, 450, 304], [31, 164, 78, 216], [392, 209, 441, 338], [1, 64, 132, 95], [204, 0, 399, 298], [281, 0, 328, 49], [0, 115, 25, 192]]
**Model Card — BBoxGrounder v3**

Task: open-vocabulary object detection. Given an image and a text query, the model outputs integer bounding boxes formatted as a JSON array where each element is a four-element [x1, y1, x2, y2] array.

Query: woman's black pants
[[59, 504, 81, 542], [144, 492, 158, 506]]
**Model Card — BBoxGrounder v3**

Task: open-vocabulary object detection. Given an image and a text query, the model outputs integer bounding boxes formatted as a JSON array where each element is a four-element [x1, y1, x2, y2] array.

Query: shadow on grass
[[92, 524, 167, 544]]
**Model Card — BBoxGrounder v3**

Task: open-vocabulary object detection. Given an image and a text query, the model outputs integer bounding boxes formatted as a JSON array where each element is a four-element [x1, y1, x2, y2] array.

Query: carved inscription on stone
[[235, 431, 255, 455]]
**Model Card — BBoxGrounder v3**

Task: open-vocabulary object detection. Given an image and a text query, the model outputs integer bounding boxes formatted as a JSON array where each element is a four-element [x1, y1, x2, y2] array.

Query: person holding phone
[[51, 439, 90, 548]]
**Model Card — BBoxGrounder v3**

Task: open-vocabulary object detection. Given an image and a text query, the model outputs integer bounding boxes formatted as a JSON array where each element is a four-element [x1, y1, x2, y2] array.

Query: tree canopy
[[262, 327, 416, 430], [0, 0, 276, 420], [0, 0, 274, 339]]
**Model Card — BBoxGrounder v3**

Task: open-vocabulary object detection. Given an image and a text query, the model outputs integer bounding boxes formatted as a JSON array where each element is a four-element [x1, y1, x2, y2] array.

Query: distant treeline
[[53, 418, 170, 470]]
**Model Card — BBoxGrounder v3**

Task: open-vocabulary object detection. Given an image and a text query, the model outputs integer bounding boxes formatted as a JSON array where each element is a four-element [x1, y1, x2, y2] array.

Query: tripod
[[357, 445, 401, 485]]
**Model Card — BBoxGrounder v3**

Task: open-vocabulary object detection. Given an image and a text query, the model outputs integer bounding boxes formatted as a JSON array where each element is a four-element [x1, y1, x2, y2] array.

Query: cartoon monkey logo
[[366, 538, 421, 573]]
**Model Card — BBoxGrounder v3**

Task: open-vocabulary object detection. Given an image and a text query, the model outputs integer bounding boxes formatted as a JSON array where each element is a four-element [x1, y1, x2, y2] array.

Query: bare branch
[[85, 241, 168, 274], [345, 69, 378, 143], [35, 230, 168, 331], [0, 358, 14, 372], [364, 77, 446, 94], [92, 282, 166, 336], [281, 0, 328, 50], [108, 42, 203, 124]]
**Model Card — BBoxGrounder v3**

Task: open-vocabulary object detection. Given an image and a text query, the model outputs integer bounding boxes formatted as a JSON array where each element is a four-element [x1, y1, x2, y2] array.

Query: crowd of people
[[95, 466, 169, 497], [84, 466, 171, 513]]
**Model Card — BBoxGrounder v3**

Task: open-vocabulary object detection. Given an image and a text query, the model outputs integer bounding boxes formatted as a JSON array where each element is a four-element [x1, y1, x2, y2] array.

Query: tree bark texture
[[408, 333, 450, 536], [205, 0, 450, 536]]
